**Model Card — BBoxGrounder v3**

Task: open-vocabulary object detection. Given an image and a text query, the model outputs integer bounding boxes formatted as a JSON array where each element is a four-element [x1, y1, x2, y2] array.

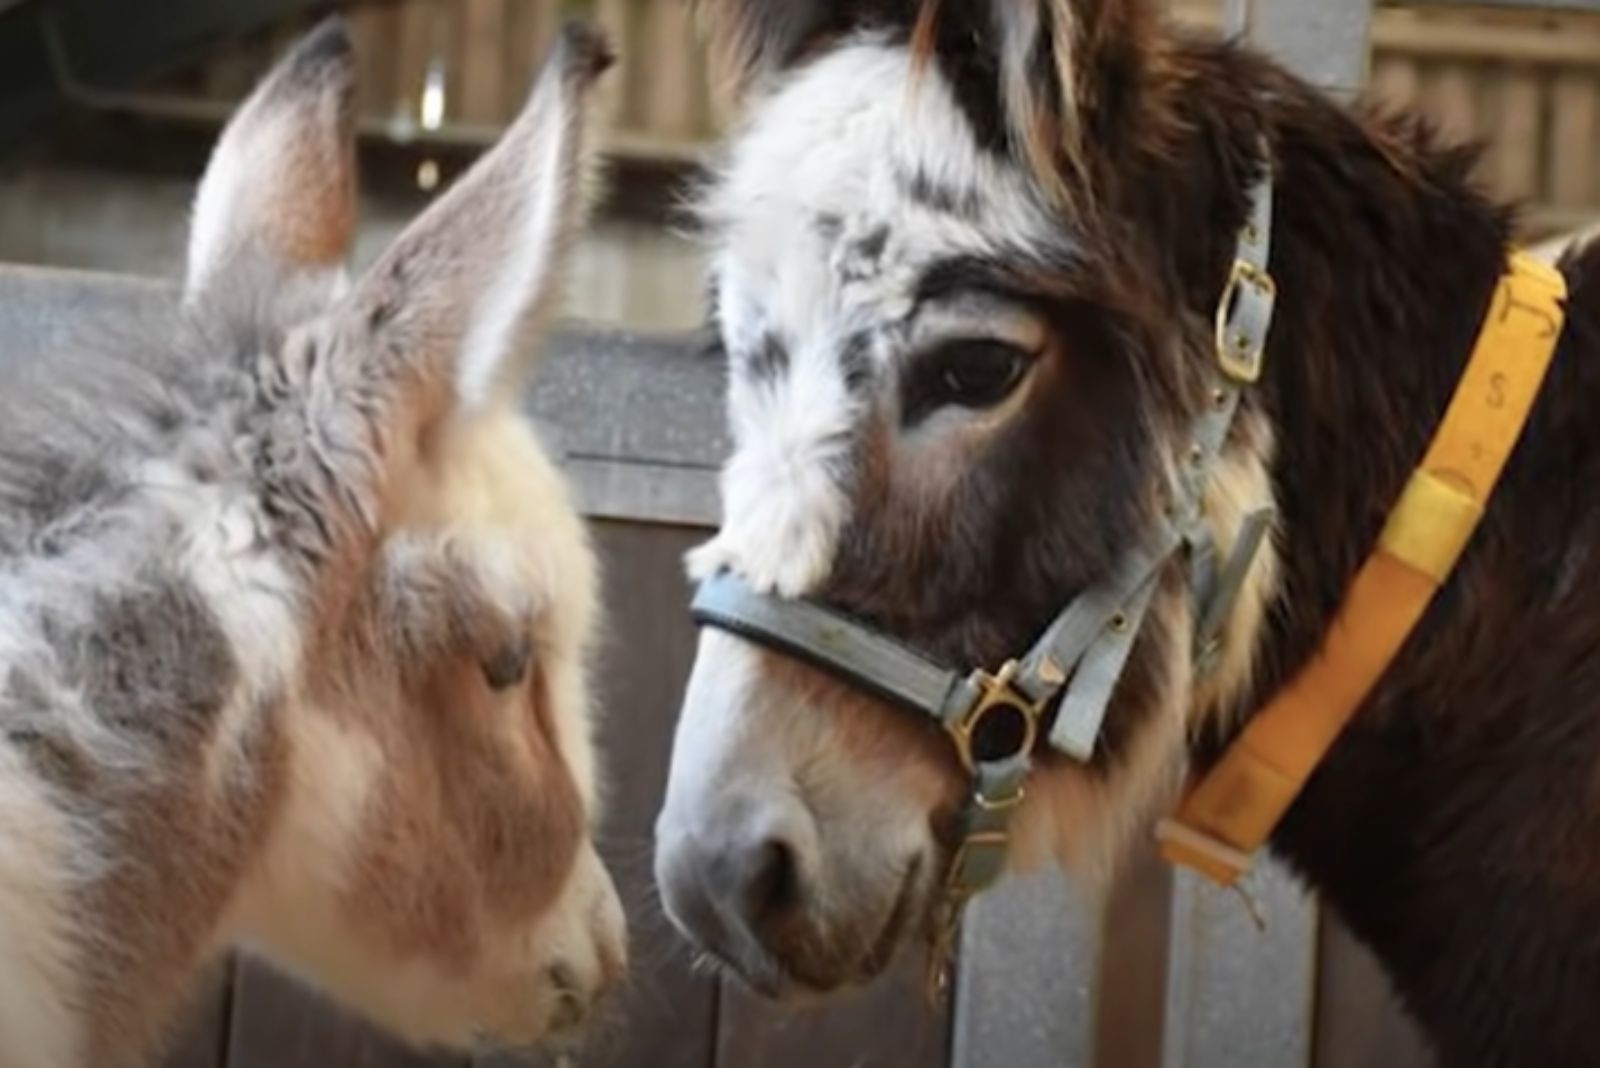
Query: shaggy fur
[[0, 19, 626, 1067], [658, 1, 1600, 1063]]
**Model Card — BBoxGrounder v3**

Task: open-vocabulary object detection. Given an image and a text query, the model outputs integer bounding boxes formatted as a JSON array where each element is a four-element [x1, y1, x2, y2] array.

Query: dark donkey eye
[[914, 339, 1033, 416]]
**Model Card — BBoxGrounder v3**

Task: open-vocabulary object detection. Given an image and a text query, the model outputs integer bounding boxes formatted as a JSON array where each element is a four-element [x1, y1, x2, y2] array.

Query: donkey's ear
[[338, 22, 611, 421], [984, 0, 1161, 205], [693, 0, 869, 92], [184, 17, 358, 320]]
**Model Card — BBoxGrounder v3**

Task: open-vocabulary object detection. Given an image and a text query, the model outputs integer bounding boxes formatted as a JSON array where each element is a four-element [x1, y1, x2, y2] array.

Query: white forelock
[[689, 38, 1059, 596]]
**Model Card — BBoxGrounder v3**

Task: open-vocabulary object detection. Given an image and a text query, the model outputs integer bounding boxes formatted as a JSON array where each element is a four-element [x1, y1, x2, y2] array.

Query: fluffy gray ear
[[245, 25, 612, 582], [184, 16, 359, 320], [338, 21, 612, 419]]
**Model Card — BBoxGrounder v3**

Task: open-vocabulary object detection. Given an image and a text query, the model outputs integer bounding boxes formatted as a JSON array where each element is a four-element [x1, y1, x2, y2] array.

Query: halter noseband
[[690, 144, 1279, 995]]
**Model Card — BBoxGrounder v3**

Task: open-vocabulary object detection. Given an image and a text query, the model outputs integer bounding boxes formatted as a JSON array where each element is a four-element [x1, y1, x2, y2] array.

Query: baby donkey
[[0, 17, 625, 1068]]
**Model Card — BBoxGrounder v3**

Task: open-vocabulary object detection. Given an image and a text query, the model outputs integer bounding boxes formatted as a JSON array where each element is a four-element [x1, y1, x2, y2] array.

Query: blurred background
[[2, 0, 1598, 335], [0, 2, 1596, 1068]]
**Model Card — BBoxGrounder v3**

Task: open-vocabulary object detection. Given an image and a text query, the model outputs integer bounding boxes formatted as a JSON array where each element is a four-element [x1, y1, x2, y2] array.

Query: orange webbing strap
[[1157, 251, 1569, 887]]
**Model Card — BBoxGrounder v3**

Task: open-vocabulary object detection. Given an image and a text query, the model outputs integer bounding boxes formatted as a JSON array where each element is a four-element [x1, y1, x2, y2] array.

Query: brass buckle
[[926, 812, 1028, 1000], [1214, 258, 1276, 384], [944, 829, 1010, 898], [947, 660, 1046, 774]]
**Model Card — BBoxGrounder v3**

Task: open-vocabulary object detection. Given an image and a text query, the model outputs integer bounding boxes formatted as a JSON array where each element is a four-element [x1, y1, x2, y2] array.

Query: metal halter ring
[[945, 660, 1046, 774], [1214, 257, 1277, 384]]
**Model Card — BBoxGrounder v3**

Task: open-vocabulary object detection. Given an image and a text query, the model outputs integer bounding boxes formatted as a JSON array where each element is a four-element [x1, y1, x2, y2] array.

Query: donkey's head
[[168, 20, 623, 1050], [655, 0, 1284, 995]]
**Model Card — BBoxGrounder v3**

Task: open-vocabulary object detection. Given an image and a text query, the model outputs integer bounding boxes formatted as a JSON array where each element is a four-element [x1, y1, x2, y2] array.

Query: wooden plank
[[1550, 69, 1599, 206], [638, 1, 702, 140], [1423, 61, 1481, 146], [159, 958, 236, 1068], [614, 0, 653, 133], [952, 867, 1097, 1068], [1373, 12, 1600, 68], [436, 2, 464, 130], [1312, 918, 1436, 1068], [1369, 54, 1422, 108], [1092, 845, 1174, 1068], [502, 0, 559, 117], [393, 0, 437, 123], [718, 957, 947, 1068], [1490, 67, 1543, 203], [1160, 862, 1317, 1068], [226, 960, 467, 1068], [1403, 0, 1600, 12], [350, 1, 399, 120], [458, 0, 506, 125]]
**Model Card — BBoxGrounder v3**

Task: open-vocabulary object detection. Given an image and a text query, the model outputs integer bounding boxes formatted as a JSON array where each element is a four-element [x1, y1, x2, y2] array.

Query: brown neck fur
[[1156, 38, 1600, 1067]]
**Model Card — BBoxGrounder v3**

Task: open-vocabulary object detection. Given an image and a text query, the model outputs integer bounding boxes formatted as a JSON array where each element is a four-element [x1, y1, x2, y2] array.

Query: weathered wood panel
[[1551, 69, 1599, 207], [129, 0, 1600, 240], [1093, 846, 1174, 1068], [718, 963, 948, 1068], [226, 963, 467, 1068]]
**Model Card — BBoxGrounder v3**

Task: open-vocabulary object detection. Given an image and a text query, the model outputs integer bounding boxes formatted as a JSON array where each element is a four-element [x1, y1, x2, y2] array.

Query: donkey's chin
[[704, 855, 936, 1001]]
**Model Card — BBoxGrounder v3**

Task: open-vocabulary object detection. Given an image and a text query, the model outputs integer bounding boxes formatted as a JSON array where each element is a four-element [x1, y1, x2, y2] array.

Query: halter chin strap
[[689, 143, 1280, 995]]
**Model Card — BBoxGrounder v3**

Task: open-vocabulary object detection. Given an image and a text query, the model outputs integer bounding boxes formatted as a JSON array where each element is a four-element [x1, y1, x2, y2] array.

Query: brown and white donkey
[[0, 18, 625, 1068], [655, 1, 1600, 1065]]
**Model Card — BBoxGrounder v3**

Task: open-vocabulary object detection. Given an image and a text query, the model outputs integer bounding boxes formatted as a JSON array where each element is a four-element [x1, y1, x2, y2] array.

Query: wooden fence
[[145, 0, 1600, 239]]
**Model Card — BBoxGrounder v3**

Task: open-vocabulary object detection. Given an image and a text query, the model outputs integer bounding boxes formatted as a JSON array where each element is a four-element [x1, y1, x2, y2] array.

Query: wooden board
[[1093, 846, 1174, 1068], [1551, 70, 1599, 206], [350, 1, 399, 119], [458, 0, 506, 125], [1491, 68, 1543, 202], [225, 961, 467, 1068], [717, 959, 949, 1068]]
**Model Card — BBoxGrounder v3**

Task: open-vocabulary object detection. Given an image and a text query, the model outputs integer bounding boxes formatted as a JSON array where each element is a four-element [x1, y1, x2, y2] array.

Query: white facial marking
[[690, 39, 1058, 596]]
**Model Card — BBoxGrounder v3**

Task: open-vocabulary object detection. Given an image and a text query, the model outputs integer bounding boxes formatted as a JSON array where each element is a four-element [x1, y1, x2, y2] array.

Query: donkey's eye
[[921, 339, 1032, 412]]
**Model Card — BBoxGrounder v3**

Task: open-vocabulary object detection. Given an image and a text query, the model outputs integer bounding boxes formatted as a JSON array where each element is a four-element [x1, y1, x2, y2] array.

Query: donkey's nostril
[[656, 803, 816, 968], [733, 835, 802, 933]]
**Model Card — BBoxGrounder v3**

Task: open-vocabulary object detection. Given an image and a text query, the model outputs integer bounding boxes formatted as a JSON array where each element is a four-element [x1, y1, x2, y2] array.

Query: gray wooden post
[[952, 868, 1099, 1068], [1225, 0, 1374, 102], [1160, 865, 1320, 1068]]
